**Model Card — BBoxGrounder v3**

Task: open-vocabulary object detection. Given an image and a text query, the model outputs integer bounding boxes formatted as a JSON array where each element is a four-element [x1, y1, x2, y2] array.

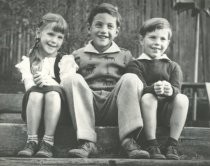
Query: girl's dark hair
[[140, 18, 172, 39], [29, 13, 68, 74], [38, 13, 68, 34], [88, 3, 122, 27]]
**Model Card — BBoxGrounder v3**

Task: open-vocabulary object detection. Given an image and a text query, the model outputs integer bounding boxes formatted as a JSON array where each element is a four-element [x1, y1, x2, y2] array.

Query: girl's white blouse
[[15, 56, 56, 82], [15, 55, 78, 83]]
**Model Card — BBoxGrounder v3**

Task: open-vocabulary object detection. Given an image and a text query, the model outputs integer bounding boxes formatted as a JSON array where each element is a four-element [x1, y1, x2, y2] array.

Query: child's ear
[[115, 27, 120, 36], [35, 28, 41, 39], [168, 39, 171, 44], [87, 23, 91, 33], [139, 35, 144, 45], [166, 39, 171, 48]]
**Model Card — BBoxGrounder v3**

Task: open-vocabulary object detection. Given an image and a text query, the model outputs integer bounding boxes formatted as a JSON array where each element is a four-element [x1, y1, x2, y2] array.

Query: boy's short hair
[[140, 18, 172, 39], [88, 3, 122, 27]]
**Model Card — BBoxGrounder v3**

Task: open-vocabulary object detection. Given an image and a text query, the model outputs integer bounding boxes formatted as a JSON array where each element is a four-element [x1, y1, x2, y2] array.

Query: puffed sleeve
[[15, 56, 35, 90], [58, 54, 79, 80]]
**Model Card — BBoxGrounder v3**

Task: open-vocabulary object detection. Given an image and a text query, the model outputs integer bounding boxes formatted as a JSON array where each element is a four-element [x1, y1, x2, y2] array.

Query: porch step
[[0, 157, 210, 166], [1, 93, 210, 125], [0, 93, 23, 113], [0, 113, 23, 123], [0, 123, 210, 160]]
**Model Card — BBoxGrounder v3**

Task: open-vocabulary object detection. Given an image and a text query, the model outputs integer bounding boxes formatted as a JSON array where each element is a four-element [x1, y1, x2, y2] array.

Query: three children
[[16, 4, 189, 160], [16, 13, 78, 158]]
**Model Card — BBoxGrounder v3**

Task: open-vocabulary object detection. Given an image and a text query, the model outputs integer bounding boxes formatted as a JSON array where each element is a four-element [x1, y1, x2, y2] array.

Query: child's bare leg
[[169, 94, 189, 140], [141, 93, 166, 159], [141, 93, 158, 140], [44, 91, 61, 136], [163, 94, 189, 160], [35, 91, 61, 158], [26, 92, 44, 135], [18, 92, 43, 157]]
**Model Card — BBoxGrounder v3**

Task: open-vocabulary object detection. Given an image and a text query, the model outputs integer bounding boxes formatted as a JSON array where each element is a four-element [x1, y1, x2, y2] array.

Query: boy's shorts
[[157, 97, 175, 127]]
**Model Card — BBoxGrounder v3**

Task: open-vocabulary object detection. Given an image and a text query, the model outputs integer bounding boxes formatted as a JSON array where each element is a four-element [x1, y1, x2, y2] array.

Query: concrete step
[[0, 157, 210, 166], [0, 123, 210, 160]]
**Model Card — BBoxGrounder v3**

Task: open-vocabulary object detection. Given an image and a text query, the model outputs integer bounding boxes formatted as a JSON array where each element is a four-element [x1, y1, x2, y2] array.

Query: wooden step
[[0, 123, 210, 160], [0, 113, 23, 123], [1, 93, 210, 123], [0, 93, 23, 113], [0, 82, 24, 93], [0, 157, 210, 166]]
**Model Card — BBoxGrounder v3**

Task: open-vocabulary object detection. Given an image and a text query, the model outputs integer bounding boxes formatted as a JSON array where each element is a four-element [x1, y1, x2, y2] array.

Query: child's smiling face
[[37, 23, 65, 57], [88, 13, 119, 53], [140, 28, 170, 59]]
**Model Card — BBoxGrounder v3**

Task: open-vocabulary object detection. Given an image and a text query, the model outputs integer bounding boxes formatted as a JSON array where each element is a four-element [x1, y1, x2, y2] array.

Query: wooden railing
[[182, 82, 210, 121]]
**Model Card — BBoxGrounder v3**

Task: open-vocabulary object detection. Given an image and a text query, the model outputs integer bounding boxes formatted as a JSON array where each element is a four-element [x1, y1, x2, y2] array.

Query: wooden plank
[[1, 82, 206, 113], [180, 127, 210, 141], [0, 124, 210, 159], [0, 113, 23, 123], [0, 93, 23, 113], [182, 82, 205, 89], [0, 82, 24, 93], [0, 158, 210, 166]]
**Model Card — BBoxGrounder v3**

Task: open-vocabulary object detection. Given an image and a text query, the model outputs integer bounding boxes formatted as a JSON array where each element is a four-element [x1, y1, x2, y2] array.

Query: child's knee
[[141, 93, 157, 106], [61, 73, 84, 87], [121, 73, 143, 88], [28, 92, 44, 103], [174, 94, 189, 108], [45, 91, 60, 102]]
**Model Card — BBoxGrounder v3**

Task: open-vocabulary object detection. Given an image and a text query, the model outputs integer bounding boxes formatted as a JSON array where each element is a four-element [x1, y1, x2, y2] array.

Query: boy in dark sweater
[[61, 3, 149, 159], [126, 18, 189, 160]]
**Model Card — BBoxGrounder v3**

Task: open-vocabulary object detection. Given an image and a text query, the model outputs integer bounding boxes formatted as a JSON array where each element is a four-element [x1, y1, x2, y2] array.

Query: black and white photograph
[[0, 0, 210, 165]]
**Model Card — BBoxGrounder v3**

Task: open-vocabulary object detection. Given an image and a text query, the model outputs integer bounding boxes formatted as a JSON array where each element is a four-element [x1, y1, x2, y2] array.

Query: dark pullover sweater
[[126, 58, 183, 98]]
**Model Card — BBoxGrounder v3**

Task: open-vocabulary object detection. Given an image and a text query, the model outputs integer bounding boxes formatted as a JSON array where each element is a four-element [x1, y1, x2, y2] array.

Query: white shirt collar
[[137, 53, 171, 61], [84, 41, 121, 54]]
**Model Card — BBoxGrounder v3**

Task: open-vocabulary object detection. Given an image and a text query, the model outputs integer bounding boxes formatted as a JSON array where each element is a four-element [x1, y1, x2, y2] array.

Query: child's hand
[[154, 81, 173, 96], [154, 81, 164, 95], [33, 72, 49, 87], [162, 81, 173, 96], [33, 72, 59, 87]]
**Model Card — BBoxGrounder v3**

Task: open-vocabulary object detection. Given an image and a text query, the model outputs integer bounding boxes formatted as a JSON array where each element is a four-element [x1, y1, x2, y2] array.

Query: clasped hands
[[154, 80, 173, 96], [33, 72, 57, 87]]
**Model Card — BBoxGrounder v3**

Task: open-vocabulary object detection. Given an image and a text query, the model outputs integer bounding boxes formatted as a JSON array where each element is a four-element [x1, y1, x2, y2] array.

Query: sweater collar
[[137, 53, 171, 61], [84, 41, 120, 54]]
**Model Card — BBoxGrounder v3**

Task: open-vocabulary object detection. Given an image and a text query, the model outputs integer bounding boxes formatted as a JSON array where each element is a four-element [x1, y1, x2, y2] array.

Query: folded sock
[[43, 135, 54, 146], [27, 134, 38, 144]]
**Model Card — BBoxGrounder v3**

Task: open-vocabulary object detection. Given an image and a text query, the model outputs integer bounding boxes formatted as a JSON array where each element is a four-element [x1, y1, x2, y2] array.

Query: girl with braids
[[16, 13, 78, 158]]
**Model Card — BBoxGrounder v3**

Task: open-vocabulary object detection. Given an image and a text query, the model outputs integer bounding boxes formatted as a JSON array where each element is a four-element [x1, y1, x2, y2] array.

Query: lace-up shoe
[[68, 141, 98, 158], [165, 145, 180, 160], [18, 141, 38, 157], [121, 138, 150, 159], [146, 146, 166, 159], [35, 141, 53, 158]]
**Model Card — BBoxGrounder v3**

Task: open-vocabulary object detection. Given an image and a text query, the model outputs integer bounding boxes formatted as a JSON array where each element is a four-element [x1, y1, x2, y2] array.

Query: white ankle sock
[[27, 134, 38, 144], [43, 135, 54, 146]]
